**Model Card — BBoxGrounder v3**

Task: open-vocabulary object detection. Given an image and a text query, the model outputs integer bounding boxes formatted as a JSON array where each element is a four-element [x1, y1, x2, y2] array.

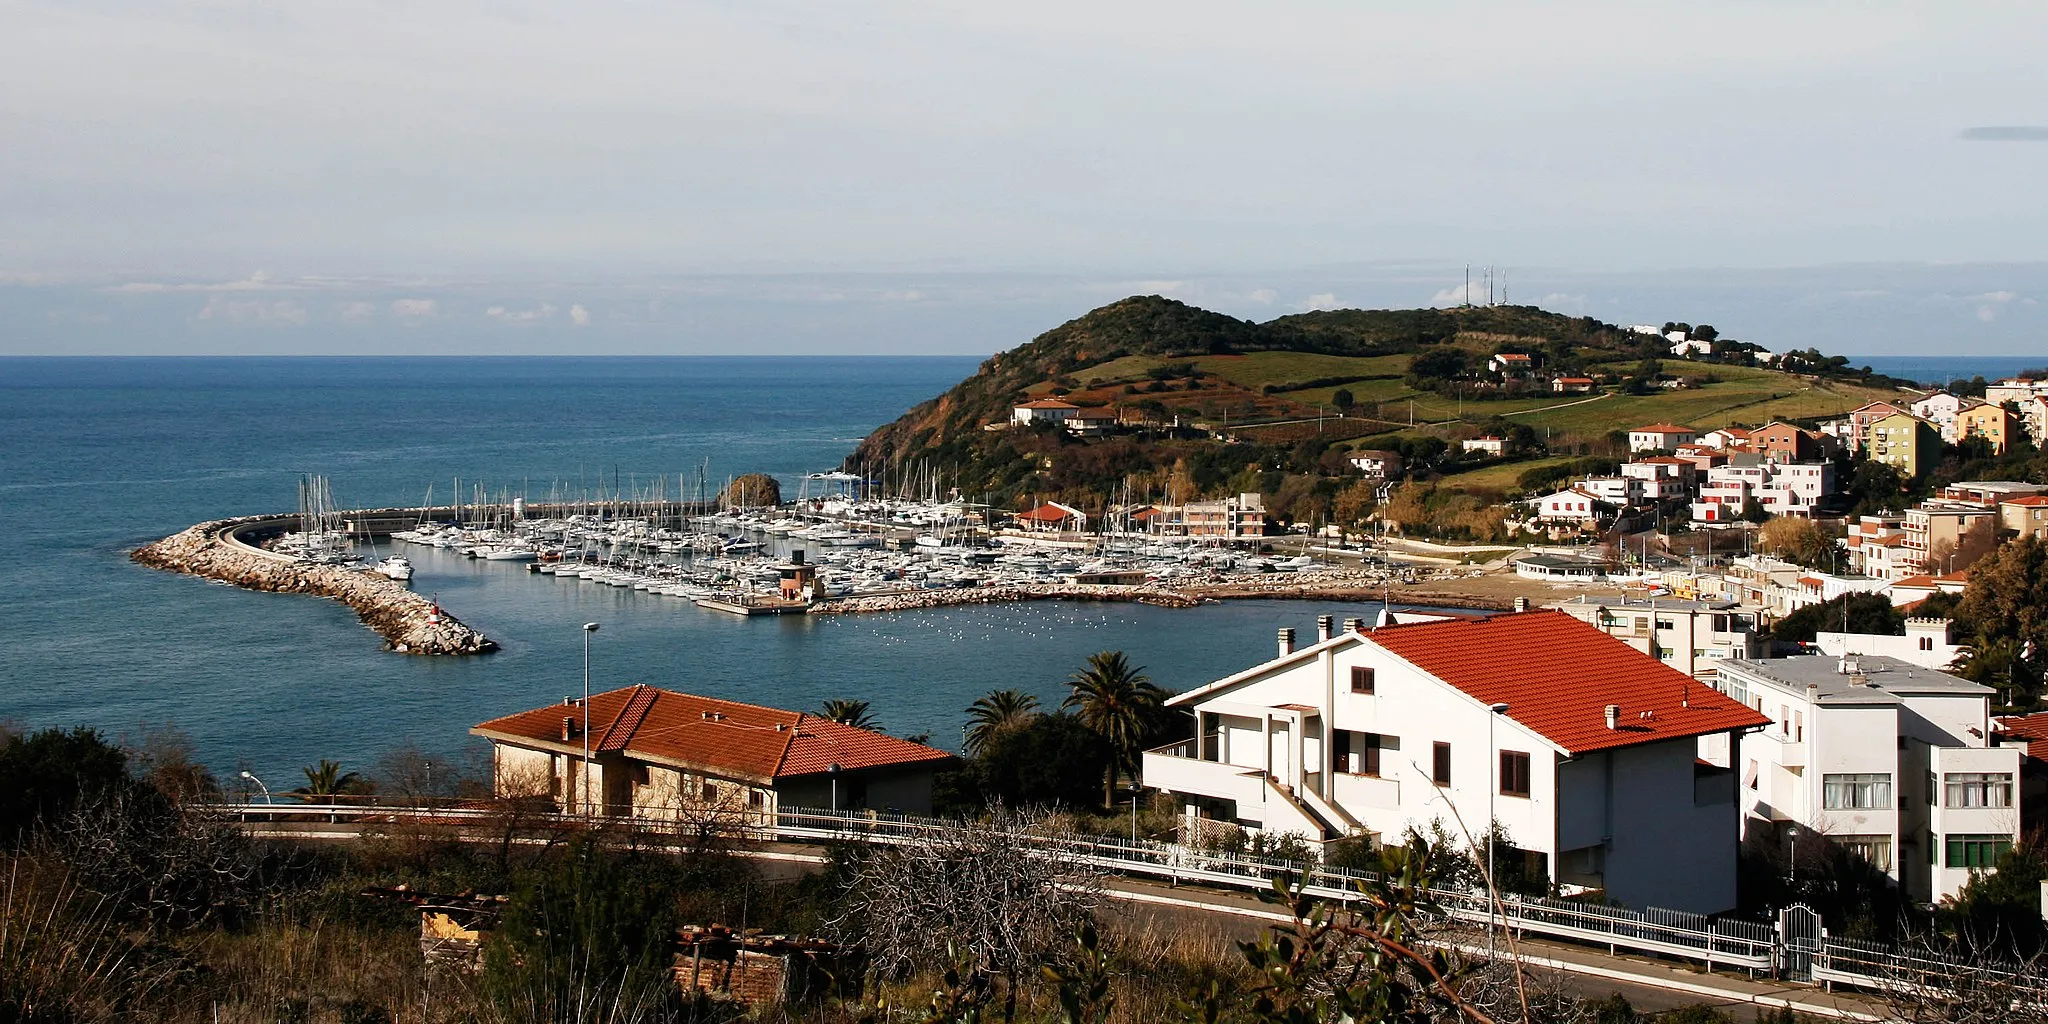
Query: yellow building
[[1956, 402, 2019, 455], [1867, 412, 1942, 479]]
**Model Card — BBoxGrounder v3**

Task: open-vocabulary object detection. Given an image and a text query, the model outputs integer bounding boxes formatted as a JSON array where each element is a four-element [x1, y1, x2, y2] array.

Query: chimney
[[1277, 627, 1296, 657], [1513, 596, 1529, 613], [561, 716, 576, 742], [1341, 617, 1363, 634], [1317, 615, 1335, 641], [1604, 704, 1621, 731]]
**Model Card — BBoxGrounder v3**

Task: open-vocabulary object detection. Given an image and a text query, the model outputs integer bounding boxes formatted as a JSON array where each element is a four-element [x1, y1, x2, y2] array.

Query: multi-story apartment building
[[1628, 423, 1699, 453], [1548, 594, 1764, 679], [1709, 656, 2020, 902], [1143, 611, 1769, 913], [1843, 514, 1908, 580], [1956, 402, 2018, 454], [1750, 421, 1820, 462], [1815, 618, 1969, 672], [2003, 495, 2048, 541], [1843, 401, 1911, 454], [1910, 392, 1969, 443], [1183, 493, 1268, 541], [1868, 413, 1942, 480], [1902, 500, 2001, 575], [1620, 457, 1697, 501], [1690, 461, 1835, 523]]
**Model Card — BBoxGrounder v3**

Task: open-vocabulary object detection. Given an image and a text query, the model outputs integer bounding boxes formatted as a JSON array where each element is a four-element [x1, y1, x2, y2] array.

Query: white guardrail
[[220, 801, 2015, 992]]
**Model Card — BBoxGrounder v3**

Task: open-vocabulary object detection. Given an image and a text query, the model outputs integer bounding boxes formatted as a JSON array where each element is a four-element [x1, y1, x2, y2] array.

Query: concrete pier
[[132, 515, 497, 656]]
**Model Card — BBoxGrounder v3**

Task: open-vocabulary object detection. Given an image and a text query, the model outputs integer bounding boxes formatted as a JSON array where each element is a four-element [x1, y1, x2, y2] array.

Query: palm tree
[[1062, 651, 1168, 807], [293, 759, 365, 801], [818, 699, 881, 732], [963, 689, 1041, 755]]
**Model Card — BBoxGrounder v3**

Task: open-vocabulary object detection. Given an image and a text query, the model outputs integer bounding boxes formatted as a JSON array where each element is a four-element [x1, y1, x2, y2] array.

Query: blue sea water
[[0, 357, 1393, 789], [1853, 355, 2045, 386]]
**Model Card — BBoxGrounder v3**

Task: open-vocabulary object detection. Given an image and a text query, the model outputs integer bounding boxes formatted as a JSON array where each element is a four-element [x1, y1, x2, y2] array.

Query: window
[[1792, 711, 1803, 743], [1946, 834, 2012, 869], [1432, 742, 1452, 786], [1822, 773, 1893, 810], [1350, 666, 1375, 694], [1333, 730, 1381, 776], [1499, 751, 1531, 798], [1944, 773, 2014, 809], [747, 788, 765, 809], [1919, 636, 1935, 651], [629, 764, 650, 787], [1656, 618, 1675, 631], [701, 780, 720, 803], [1835, 835, 1894, 872]]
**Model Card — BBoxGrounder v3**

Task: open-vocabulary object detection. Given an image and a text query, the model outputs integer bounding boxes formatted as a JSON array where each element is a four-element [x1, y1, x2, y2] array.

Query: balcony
[[1142, 742, 1268, 809], [1330, 772, 1401, 810]]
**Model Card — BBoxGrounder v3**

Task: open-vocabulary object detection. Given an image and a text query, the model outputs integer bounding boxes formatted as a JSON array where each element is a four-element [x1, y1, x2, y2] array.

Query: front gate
[[1777, 903, 1821, 981]]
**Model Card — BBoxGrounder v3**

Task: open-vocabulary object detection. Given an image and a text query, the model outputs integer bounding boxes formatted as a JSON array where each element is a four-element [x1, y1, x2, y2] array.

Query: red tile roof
[[1891, 575, 1937, 589], [2004, 495, 2048, 507], [1366, 611, 1770, 755], [1017, 503, 1080, 522], [474, 685, 955, 781], [1632, 423, 1696, 433], [1016, 399, 1079, 410]]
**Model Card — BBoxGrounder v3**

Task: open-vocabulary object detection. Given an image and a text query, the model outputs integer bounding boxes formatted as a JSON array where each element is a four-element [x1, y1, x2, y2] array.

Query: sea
[[0, 356, 1403, 791], [1855, 355, 2044, 387]]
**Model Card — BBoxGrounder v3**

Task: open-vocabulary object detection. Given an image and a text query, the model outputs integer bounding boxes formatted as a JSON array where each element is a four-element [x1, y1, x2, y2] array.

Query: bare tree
[[834, 807, 1101, 1018], [1877, 929, 2048, 1024]]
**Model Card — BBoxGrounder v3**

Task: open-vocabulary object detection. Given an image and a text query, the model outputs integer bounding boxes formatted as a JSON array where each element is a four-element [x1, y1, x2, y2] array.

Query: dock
[[694, 597, 811, 617]]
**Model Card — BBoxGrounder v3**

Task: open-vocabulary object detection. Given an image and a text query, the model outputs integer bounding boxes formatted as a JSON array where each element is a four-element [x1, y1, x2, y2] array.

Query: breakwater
[[802, 568, 1515, 616], [131, 516, 497, 655]]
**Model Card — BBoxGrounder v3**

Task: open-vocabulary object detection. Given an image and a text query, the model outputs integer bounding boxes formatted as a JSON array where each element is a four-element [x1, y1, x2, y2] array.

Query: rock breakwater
[[131, 517, 497, 655], [810, 581, 1203, 615]]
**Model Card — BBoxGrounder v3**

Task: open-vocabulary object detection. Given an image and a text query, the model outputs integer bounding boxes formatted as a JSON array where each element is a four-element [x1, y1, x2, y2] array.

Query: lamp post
[[1786, 824, 1800, 897], [239, 770, 272, 805], [1486, 702, 1511, 952], [828, 762, 842, 812], [581, 622, 599, 816]]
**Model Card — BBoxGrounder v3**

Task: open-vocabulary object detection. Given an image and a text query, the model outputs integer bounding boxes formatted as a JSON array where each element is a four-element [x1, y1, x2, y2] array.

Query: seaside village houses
[[473, 686, 956, 821], [1143, 610, 1770, 914]]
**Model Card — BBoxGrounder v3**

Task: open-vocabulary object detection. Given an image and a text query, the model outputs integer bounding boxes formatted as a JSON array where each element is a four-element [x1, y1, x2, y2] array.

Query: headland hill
[[134, 295, 1927, 649]]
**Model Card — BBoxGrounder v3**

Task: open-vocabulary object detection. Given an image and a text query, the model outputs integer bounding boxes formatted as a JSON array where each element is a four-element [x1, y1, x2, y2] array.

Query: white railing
[[220, 801, 1777, 973]]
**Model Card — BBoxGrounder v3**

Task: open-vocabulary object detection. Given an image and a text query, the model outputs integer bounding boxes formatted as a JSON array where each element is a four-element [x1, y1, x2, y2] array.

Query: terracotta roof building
[[1143, 610, 1768, 913], [474, 685, 956, 819]]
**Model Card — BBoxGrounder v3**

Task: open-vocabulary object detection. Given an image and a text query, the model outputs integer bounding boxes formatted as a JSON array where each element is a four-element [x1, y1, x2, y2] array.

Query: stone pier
[[131, 515, 496, 656]]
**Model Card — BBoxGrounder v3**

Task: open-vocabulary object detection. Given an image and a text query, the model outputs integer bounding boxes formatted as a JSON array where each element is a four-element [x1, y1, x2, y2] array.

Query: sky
[[3, 1, 2045, 355]]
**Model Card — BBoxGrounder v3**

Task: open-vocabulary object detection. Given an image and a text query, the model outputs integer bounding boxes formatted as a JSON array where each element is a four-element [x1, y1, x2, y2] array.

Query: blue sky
[[3, 2, 2045, 355]]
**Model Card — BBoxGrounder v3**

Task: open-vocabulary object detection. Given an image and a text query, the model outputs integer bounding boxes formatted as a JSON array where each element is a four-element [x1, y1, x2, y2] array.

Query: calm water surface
[[0, 357, 1398, 786]]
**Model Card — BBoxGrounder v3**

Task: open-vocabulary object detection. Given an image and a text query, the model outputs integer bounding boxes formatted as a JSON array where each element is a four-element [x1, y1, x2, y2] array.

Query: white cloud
[[569, 303, 590, 326], [878, 289, 926, 302], [1972, 290, 2019, 303], [1429, 283, 1483, 307], [1536, 292, 1589, 313], [196, 295, 308, 326], [390, 298, 437, 319], [111, 271, 279, 294], [485, 303, 556, 324], [1297, 292, 1344, 311], [1126, 280, 1185, 297], [1246, 288, 1278, 304], [339, 301, 377, 320]]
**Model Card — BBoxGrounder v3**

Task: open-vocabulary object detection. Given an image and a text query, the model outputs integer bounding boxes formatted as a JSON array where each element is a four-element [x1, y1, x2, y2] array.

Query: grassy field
[[1069, 349, 1903, 443], [1078, 351, 1408, 390], [1436, 455, 1579, 492]]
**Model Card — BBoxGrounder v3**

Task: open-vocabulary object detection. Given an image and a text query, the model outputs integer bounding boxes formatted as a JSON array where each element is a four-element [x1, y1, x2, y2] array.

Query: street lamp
[[1785, 824, 1801, 896], [827, 762, 842, 812], [239, 770, 272, 805], [1486, 702, 1511, 952], [582, 622, 600, 816]]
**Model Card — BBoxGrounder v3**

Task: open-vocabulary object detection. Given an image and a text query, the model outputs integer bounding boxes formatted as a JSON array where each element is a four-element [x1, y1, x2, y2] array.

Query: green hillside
[[845, 296, 1907, 511]]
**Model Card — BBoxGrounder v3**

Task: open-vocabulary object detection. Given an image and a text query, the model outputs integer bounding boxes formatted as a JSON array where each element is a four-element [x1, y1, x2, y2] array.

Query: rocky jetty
[[807, 568, 1518, 616], [132, 517, 496, 655]]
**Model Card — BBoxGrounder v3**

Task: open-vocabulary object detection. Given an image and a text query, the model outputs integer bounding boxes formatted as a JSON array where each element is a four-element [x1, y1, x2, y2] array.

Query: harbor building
[[1142, 611, 1768, 913], [473, 686, 956, 821], [1709, 656, 2020, 902]]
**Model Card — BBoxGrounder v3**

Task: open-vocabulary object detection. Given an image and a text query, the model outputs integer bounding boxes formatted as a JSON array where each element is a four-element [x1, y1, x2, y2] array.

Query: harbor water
[[2, 356, 1411, 786]]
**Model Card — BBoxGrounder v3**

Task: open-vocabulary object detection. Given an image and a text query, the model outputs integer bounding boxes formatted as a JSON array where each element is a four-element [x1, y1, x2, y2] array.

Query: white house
[[1620, 457, 1697, 501], [1815, 618, 1969, 672], [1671, 338, 1714, 358], [1628, 423, 1699, 453], [1910, 392, 1969, 444], [1533, 486, 1607, 526], [1461, 436, 1509, 456], [1577, 476, 1644, 508], [1709, 656, 2020, 902], [1012, 399, 1079, 426], [1487, 353, 1536, 376], [1142, 611, 1770, 913], [1065, 408, 1119, 436], [1348, 450, 1403, 479], [1690, 462, 1835, 523], [1548, 594, 1765, 680]]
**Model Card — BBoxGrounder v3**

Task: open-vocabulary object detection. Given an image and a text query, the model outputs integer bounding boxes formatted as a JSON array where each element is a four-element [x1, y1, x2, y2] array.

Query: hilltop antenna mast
[[1464, 265, 1472, 308]]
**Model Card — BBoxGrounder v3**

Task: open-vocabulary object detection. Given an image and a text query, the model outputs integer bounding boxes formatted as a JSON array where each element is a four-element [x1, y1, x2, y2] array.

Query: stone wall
[[131, 516, 496, 655]]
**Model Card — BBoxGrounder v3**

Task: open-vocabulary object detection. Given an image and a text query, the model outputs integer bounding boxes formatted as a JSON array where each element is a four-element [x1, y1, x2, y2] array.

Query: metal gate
[[1778, 903, 1821, 981]]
